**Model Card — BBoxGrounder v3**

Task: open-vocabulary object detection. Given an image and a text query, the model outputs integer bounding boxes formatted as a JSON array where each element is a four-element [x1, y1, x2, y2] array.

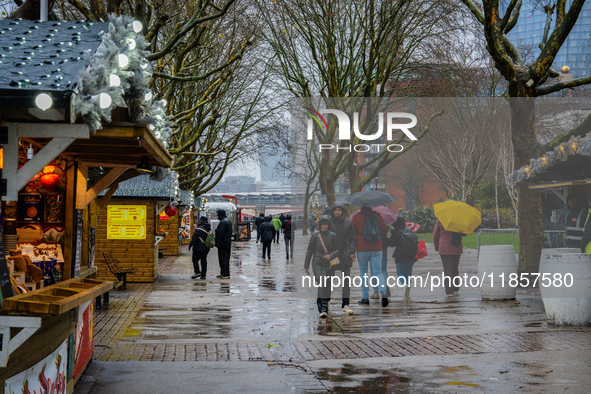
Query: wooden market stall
[[92, 176, 194, 283], [0, 16, 173, 393]]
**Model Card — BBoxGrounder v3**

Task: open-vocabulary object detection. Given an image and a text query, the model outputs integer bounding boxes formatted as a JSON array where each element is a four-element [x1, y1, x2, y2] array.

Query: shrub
[[404, 206, 437, 233], [478, 208, 517, 229]]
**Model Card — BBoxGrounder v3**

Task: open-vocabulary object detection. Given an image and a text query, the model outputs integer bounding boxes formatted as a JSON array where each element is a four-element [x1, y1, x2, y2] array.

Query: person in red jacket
[[351, 205, 389, 306], [433, 219, 464, 296]]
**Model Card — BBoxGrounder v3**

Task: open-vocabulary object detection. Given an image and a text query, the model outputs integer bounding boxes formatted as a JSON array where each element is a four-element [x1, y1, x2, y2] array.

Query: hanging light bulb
[[92, 92, 112, 109], [160, 99, 167, 106], [126, 38, 136, 50], [145, 91, 153, 101], [27, 143, 34, 159], [132, 21, 142, 33], [118, 53, 129, 68], [109, 74, 121, 87], [35, 93, 52, 110]]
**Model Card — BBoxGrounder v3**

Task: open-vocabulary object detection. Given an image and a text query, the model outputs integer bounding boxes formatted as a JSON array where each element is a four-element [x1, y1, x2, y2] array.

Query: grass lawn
[[417, 232, 519, 252]]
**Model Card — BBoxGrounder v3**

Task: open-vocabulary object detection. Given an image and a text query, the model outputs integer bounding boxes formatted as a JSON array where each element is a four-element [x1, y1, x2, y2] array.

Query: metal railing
[[477, 229, 519, 258], [477, 228, 567, 257]]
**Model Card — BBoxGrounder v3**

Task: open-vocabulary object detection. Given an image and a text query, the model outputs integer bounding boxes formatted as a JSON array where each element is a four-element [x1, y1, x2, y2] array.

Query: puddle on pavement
[[315, 364, 480, 393]]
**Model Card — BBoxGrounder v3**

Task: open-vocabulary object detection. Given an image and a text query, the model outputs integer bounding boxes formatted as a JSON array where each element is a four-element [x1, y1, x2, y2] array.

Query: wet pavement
[[77, 234, 591, 393]]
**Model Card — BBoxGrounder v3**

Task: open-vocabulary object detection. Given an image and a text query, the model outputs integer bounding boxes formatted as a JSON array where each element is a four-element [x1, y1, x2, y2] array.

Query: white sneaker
[[370, 292, 379, 299], [319, 312, 328, 318], [447, 293, 455, 297], [342, 305, 353, 315]]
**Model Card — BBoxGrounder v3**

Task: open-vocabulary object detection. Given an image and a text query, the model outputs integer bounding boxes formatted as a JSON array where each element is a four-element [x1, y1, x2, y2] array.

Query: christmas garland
[[72, 14, 172, 149], [508, 132, 591, 184]]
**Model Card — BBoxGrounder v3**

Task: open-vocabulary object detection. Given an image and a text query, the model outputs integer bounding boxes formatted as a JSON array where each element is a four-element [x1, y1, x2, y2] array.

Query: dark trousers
[[440, 254, 461, 295], [218, 247, 231, 277], [332, 263, 351, 307], [284, 236, 293, 258], [275, 229, 280, 242], [262, 240, 272, 258], [316, 297, 330, 313], [192, 250, 209, 276]]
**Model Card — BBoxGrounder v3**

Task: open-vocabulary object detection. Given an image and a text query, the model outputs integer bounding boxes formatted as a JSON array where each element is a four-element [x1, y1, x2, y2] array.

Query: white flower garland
[[509, 132, 591, 184]]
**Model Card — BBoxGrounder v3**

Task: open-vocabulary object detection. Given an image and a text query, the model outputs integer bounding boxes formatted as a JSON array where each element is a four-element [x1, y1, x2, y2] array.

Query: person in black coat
[[257, 216, 276, 259], [389, 215, 417, 297], [330, 202, 356, 314], [282, 214, 296, 260], [188, 216, 211, 279], [255, 213, 265, 235], [215, 208, 232, 279]]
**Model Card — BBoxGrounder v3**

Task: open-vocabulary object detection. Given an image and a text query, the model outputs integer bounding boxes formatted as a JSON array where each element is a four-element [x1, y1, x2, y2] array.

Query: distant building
[[507, 3, 591, 79]]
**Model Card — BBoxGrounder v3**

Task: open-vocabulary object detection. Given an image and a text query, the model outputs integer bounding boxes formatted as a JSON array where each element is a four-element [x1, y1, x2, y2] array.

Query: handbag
[[415, 240, 428, 260], [317, 232, 340, 266]]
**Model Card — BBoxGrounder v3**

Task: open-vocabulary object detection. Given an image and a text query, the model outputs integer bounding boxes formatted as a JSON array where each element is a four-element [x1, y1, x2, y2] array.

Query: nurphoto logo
[[304, 107, 418, 152]]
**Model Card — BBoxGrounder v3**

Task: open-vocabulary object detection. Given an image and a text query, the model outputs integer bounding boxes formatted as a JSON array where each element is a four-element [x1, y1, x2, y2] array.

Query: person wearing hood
[[188, 216, 211, 279], [330, 202, 356, 314], [565, 193, 590, 248], [255, 213, 265, 240], [215, 208, 232, 279], [282, 214, 295, 259], [257, 216, 276, 259], [389, 215, 417, 297], [304, 216, 339, 318], [272, 214, 282, 243]]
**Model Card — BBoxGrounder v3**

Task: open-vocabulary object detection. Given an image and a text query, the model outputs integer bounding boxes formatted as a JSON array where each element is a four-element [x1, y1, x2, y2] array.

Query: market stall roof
[[0, 19, 107, 108], [509, 132, 591, 187], [99, 174, 193, 203]]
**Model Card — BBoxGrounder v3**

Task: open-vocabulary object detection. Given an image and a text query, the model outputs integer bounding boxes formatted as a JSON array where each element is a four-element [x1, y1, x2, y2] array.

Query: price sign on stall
[[107, 205, 147, 240]]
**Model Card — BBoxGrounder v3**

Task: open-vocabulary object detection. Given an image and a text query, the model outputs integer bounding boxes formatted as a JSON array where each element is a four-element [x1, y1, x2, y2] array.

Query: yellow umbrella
[[433, 201, 481, 235]]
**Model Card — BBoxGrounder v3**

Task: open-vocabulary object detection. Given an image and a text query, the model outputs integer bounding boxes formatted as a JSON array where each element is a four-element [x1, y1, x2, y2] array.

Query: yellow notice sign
[[107, 205, 147, 239], [107, 223, 146, 239], [108, 205, 146, 222]]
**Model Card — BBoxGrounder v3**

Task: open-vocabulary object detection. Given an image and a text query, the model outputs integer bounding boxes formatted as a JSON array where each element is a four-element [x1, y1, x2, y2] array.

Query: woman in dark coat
[[188, 216, 211, 279], [389, 215, 417, 297], [304, 216, 339, 318], [257, 216, 276, 259]]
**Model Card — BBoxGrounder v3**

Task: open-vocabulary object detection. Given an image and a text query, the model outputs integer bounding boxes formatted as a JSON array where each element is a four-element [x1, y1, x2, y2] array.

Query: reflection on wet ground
[[120, 236, 574, 343]]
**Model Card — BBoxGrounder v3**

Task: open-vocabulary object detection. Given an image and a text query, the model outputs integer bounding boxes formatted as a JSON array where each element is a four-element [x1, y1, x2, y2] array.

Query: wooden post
[[63, 162, 77, 280]]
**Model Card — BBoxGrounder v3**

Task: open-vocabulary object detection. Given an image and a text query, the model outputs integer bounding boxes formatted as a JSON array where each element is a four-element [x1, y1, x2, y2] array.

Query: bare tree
[[254, 0, 457, 206], [461, 0, 591, 273]]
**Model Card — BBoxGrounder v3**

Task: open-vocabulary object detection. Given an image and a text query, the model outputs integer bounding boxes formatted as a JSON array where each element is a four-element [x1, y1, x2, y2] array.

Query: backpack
[[360, 212, 381, 243], [398, 227, 419, 259], [197, 228, 215, 248]]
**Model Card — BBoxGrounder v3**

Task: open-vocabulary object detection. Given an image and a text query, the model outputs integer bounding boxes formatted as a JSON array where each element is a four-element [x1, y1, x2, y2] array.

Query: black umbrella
[[346, 190, 398, 207]]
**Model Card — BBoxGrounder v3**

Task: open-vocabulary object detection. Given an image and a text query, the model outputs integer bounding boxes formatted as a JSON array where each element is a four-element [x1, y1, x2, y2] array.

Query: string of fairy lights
[[509, 134, 591, 184], [31, 15, 186, 205]]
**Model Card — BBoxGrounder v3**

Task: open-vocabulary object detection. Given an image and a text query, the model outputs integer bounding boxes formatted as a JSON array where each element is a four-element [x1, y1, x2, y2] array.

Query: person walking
[[565, 193, 590, 248], [582, 210, 591, 253], [433, 218, 464, 296], [257, 215, 275, 259], [352, 205, 389, 306], [282, 214, 295, 260], [389, 215, 417, 297], [215, 208, 232, 279], [188, 216, 211, 279], [304, 216, 339, 318], [330, 202, 356, 315], [272, 214, 282, 244], [279, 212, 286, 223], [255, 213, 265, 242]]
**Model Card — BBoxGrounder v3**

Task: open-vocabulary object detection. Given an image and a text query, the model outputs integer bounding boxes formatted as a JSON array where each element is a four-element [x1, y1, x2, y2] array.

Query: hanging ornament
[[164, 205, 177, 217], [35, 164, 66, 195]]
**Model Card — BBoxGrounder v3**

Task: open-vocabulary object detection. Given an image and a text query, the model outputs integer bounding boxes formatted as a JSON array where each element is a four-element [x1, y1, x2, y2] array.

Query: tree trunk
[[508, 95, 545, 275]]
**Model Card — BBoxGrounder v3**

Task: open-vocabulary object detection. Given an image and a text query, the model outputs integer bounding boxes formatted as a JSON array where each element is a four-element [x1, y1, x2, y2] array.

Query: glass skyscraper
[[507, 2, 591, 78]]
